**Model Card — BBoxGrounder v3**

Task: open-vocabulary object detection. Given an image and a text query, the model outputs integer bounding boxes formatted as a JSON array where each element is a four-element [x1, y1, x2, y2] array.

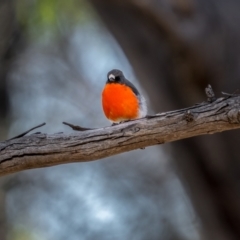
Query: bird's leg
[[111, 121, 126, 126]]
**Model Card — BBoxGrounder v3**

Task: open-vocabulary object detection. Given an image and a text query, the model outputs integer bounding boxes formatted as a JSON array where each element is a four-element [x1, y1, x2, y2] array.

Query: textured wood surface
[[1, 95, 240, 176]]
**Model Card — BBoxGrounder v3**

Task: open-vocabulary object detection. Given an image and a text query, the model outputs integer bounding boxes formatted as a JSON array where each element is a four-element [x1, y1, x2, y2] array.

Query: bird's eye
[[115, 76, 120, 81]]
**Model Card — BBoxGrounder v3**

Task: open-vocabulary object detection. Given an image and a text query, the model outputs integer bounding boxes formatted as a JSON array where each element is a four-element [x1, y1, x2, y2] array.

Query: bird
[[102, 69, 147, 124]]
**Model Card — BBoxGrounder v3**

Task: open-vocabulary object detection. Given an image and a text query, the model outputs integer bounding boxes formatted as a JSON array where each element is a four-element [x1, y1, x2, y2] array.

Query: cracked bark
[[1, 95, 240, 177]]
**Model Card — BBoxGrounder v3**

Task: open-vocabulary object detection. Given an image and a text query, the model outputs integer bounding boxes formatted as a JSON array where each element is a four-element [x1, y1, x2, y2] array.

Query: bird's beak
[[108, 74, 115, 82]]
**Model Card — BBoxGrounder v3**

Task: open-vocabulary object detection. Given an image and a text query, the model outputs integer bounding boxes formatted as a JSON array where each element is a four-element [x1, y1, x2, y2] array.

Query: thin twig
[[205, 84, 216, 102], [8, 123, 46, 140], [222, 91, 240, 97], [62, 122, 95, 131]]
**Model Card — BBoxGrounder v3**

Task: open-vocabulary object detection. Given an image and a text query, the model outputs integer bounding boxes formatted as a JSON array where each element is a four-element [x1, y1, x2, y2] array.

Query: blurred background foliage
[[16, 0, 93, 38], [1, 0, 240, 239]]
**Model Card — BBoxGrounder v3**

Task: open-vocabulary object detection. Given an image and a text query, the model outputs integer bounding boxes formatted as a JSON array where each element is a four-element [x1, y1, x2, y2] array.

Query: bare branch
[[205, 84, 216, 103], [62, 122, 94, 131], [8, 123, 46, 140], [1, 96, 240, 176]]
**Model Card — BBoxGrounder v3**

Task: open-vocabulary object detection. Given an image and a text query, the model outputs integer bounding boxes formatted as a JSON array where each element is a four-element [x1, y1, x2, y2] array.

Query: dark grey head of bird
[[106, 69, 140, 96], [107, 69, 125, 83]]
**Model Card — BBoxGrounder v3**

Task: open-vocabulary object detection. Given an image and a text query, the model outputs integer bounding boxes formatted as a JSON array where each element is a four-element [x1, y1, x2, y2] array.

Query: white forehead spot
[[108, 74, 115, 80]]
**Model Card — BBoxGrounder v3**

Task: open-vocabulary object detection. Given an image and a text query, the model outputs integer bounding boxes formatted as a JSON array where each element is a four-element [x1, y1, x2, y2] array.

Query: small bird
[[102, 69, 147, 123]]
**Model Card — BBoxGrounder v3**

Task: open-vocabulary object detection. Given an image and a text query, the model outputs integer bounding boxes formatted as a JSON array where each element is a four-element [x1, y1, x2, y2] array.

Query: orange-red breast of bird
[[102, 69, 147, 123]]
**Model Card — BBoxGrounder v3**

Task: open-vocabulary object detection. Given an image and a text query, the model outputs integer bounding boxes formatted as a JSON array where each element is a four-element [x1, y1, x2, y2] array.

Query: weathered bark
[[0, 95, 240, 177]]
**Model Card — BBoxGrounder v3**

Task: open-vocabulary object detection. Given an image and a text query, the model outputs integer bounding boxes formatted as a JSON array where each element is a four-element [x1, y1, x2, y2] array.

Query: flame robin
[[102, 69, 147, 123]]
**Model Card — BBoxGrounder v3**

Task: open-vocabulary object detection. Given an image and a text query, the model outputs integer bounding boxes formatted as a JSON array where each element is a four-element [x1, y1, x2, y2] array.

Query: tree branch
[[1, 95, 240, 176], [7, 122, 46, 140]]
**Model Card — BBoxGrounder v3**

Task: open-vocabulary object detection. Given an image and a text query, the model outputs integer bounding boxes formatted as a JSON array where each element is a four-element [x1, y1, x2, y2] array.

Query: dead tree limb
[[1, 95, 240, 176]]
